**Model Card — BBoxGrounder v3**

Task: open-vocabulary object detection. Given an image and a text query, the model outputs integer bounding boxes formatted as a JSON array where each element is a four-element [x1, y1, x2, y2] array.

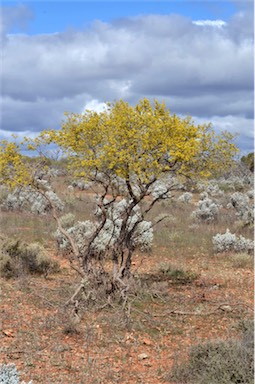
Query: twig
[[153, 302, 253, 317], [98, 295, 115, 310], [64, 282, 93, 307], [32, 292, 56, 308]]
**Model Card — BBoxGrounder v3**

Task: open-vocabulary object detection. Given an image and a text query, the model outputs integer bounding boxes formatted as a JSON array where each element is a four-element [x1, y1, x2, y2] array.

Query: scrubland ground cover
[[0, 172, 253, 383], [0, 100, 253, 383]]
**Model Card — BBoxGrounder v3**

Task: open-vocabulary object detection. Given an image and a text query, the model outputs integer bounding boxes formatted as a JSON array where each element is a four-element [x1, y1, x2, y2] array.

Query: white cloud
[[193, 20, 227, 28], [82, 99, 107, 114]]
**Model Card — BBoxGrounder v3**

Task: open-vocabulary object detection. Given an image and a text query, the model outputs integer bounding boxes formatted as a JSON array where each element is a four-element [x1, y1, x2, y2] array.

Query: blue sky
[[3, 1, 238, 35], [1, 1, 254, 153]]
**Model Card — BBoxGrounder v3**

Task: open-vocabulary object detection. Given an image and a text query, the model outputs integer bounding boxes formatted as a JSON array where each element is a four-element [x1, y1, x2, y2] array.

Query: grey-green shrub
[[212, 229, 254, 254], [55, 198, 153, 257], [0, 363, 32, 384], [178, 192, 193, 203], [1, 184, 64, 215], [191, 193, 221, 223], [70, 179, 93, 190], [227, 192, 254, 227], [166, 320, 254, 384]]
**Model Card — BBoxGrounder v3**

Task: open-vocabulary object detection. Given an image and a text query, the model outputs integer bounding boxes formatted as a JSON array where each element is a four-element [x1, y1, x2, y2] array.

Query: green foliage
[[158, 263, 198, 284], [241, 152, 254, 172], [0, 236, 60, 278], [167, 320, 254, 384]]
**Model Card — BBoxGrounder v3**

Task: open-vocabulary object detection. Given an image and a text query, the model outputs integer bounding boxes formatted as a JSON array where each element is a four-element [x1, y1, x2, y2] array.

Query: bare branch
[[153, 302, 253, 317], [33, 186, 85, 278]]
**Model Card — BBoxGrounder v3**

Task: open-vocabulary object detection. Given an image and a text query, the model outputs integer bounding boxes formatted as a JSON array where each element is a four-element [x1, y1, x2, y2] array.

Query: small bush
[[229, 253, 253, 269], [0, 252, 13, 278], [1, 185, 64, 215], [59, 213, 76, 229], [178, 192, 193, 203], [191, 193, 221, 223], [166, 321, 254, 384], [227, 192, 254, 227], [247, 190, 254, 199], [159, 263, 198, 284], [212, 229, 254, 254], [0, 237, 60, 278], [0, 363, 32, 384], [71, 179, 93, 190], [201, 181, 225, 197], [0, 185, 9, 204]]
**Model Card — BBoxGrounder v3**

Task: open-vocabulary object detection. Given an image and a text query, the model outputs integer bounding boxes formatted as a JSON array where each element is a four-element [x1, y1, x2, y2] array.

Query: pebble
[[138, 353, 149, 360]]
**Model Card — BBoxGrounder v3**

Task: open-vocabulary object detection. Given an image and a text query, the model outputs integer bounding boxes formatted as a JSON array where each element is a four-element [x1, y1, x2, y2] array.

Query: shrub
[[158, 263, 198, 284], [191, 193, 221, 223], [178, 192, 193, 203], [212, 229, 254, 254], [229, 253, 253, 269], [166, 321, 254, 384], [228, 192, 249, 210], [0, 185, 8, 203], [59, 213, 76, 229], [70, 179, 93, 190], [237, 205, 254, 227], [0, 363, 32, 384], [1, 185, 64, 215], [55, 198, 153, 257], [247, 190, 254, 199], [217, 176, 249, 192], [227, 192, 254, 227], [207, 182, 224, 197], [0, 252, 13, 278], [0, 237, 60, 278]]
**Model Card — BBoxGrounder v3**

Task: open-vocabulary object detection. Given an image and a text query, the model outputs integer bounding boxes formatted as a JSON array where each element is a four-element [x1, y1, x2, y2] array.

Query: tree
[[0, 99, 238, 301], [241, 152, 254, 172]]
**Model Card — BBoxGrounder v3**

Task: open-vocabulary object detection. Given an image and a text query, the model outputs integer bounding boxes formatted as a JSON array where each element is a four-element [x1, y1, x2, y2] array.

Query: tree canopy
[[1, 99, 238, 188]]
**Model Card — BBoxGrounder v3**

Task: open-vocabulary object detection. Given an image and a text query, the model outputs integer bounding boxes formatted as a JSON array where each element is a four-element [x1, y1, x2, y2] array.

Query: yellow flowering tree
[[0, 99, 238, 293], [0, 141, 31, 188], [45, 99, 235, 179]]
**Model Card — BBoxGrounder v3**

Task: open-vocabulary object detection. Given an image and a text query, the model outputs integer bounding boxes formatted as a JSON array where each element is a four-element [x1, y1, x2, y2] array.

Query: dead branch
[[36, 188, 86, 278], [153, 302, 253, 317], [64, 282, 87, 306]]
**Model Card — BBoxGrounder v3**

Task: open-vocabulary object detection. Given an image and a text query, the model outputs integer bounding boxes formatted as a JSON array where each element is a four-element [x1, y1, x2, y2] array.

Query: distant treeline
[[241, 152, 254, 172]]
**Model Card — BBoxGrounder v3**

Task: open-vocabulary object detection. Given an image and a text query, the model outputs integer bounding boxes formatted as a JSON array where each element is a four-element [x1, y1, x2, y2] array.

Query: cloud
[[0, 4, 33, 43], [1, 8, 253, 152], [193, 19, 226, 27], [193, 115, 254, 153], [82, 99, 108, 114]]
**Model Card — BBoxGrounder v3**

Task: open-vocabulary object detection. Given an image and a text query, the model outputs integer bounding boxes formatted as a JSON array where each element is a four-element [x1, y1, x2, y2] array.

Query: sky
[[1, 1, 254, 154]]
